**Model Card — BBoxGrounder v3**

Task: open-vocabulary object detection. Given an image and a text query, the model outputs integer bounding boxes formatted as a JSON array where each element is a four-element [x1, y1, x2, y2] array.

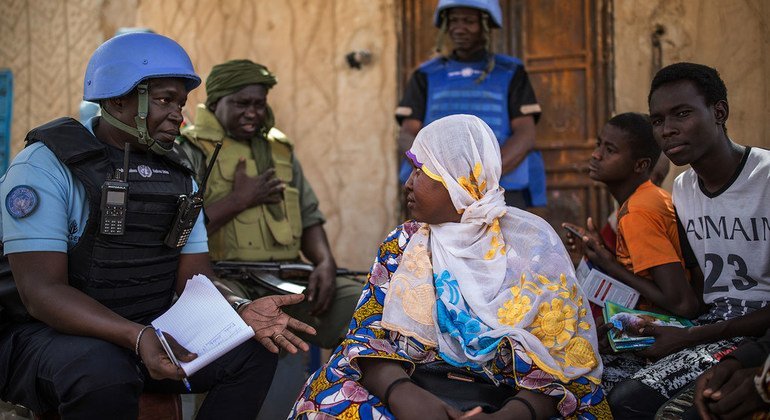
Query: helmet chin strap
[[99, 84, 174, 155]]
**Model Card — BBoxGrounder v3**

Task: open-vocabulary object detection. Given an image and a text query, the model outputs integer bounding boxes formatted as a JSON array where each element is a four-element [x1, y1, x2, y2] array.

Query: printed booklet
[[603, 301, 694, 352], [575, 258, 639, 308]]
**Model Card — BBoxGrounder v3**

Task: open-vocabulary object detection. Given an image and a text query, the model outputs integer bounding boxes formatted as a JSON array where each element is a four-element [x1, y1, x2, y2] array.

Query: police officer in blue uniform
[[0, 33, 314, 419], [395, 0, 546, 209]]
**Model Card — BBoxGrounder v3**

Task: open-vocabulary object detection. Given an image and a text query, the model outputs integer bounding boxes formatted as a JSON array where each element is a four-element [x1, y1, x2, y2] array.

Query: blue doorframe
[[0, 69, 12, 176]]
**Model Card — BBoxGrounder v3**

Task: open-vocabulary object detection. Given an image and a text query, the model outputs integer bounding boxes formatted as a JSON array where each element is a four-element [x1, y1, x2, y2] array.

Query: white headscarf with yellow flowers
[[381, 114, 601, 384]]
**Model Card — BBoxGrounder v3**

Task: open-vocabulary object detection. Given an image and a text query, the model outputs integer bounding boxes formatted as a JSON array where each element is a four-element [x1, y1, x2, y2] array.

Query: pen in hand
[[154, 327, 192, 392]]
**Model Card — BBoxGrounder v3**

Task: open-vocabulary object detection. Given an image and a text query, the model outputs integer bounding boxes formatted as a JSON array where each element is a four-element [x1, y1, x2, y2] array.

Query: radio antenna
[[121, 143, 131, 182], [198, 142, 222, 196]]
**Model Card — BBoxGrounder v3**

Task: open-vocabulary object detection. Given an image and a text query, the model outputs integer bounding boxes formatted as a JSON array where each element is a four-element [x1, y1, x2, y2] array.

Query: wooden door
[[398, 0, 614, 238]]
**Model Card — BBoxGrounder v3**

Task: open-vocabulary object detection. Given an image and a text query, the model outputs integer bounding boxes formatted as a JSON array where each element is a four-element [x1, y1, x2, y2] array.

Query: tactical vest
[[25, 118, 193, 323], [399, 55, 547, 206], [182, 107, 302, 261]]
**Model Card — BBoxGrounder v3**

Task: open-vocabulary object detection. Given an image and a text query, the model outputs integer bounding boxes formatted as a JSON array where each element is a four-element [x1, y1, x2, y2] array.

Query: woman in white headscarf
[[290, 115, 610, 419]]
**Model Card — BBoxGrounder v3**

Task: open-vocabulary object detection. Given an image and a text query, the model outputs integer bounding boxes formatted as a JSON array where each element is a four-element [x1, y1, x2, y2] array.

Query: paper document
[[575, 258, 640, 309], [152, 274, 255, 376]]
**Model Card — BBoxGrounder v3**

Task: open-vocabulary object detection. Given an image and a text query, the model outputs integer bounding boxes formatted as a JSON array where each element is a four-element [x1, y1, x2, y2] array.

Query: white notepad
[[151, 274, 255, 376]]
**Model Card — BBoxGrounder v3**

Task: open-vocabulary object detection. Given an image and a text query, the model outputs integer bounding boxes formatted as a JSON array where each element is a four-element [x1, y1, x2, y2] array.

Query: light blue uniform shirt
[[0, 119, 208, 255]]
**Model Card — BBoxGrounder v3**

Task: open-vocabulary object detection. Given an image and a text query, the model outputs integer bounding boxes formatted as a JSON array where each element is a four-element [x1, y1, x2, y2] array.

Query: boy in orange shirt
[[564, 113, 701, 394], [565, 112, 698, 317]]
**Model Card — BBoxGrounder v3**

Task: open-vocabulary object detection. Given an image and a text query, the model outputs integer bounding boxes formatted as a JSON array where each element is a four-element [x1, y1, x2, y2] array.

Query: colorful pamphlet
[[603, 301, 694, 352]]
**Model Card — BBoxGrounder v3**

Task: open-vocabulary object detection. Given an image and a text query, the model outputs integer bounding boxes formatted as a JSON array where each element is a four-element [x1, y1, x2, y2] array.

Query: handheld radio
[[164, 142, 222, 248], [99, 143, 131, 235]]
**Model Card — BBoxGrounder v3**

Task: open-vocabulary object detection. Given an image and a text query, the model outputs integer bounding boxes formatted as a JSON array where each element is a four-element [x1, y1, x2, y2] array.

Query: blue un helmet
[[433, 0, 503, 28], [433, 0, 501, 83], [83, 32, 201, 154], [78, 28, 156, 124]]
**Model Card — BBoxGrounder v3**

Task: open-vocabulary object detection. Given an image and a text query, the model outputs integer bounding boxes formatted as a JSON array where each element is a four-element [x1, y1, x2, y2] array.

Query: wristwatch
[[231, 298, 252, 314]]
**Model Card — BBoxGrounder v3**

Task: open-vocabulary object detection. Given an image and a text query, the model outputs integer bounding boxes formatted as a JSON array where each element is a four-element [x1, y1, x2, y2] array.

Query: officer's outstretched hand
[[240, 294, 317, 354], [139, 329, 197, 381]]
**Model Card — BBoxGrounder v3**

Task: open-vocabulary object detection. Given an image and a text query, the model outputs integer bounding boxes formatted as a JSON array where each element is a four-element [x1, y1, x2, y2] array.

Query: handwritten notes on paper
[[152, 274, 255, 376]]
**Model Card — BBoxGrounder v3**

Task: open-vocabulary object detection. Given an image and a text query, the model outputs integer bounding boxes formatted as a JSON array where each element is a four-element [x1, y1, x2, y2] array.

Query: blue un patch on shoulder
[[6, 185, 39, 218]]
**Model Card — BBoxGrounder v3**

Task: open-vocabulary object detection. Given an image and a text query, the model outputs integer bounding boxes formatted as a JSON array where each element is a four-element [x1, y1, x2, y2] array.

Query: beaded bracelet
[[383, 377, 414, 407], [134, 325, 154, 358], [502, 396, 536, 420]]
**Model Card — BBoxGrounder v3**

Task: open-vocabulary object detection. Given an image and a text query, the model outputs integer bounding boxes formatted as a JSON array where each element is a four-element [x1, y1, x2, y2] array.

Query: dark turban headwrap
[[205, 59, 278, 132], [206, 60, 285, 219]]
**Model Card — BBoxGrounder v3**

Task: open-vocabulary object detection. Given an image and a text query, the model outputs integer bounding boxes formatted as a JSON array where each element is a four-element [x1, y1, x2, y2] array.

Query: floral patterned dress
[[289, 222, 611, 419]]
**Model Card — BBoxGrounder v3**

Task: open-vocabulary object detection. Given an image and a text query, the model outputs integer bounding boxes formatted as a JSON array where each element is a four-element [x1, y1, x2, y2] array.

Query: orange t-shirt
[[616, 181, 685, 310]]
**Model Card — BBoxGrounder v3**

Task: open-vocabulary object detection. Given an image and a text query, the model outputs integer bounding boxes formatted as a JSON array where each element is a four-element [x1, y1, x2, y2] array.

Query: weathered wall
[[1, 0, 138, 153], [613, 0, 770, 188], [3, 0, 768, 267], [0, 0, 399, 270], [137, 0, 400, 270]]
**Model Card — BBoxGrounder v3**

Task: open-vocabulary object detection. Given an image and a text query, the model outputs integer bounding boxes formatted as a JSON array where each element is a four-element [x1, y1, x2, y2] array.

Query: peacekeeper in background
[[178, 59, 360, 349], [395, 0, 546, 209], [0, 33, 314, 419]]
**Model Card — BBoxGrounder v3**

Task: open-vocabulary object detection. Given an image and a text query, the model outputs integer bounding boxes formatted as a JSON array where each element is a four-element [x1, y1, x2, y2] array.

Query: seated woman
[[290, 115, 610, 419]]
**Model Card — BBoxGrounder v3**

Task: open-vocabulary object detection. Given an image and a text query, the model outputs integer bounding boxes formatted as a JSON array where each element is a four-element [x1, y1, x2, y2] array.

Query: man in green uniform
[[178, 60, 360, 349]]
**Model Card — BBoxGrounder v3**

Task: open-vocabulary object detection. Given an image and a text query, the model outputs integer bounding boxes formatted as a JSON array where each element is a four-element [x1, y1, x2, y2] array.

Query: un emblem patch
[[5, 185, 39, 219]]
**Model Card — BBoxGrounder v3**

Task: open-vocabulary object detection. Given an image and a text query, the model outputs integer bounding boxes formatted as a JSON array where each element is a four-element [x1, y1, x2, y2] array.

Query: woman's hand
[[461, 389, 559, 419], [358, 358, 476, 420], [388, 382, 465, 420], [458, 408, 496, 419]]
